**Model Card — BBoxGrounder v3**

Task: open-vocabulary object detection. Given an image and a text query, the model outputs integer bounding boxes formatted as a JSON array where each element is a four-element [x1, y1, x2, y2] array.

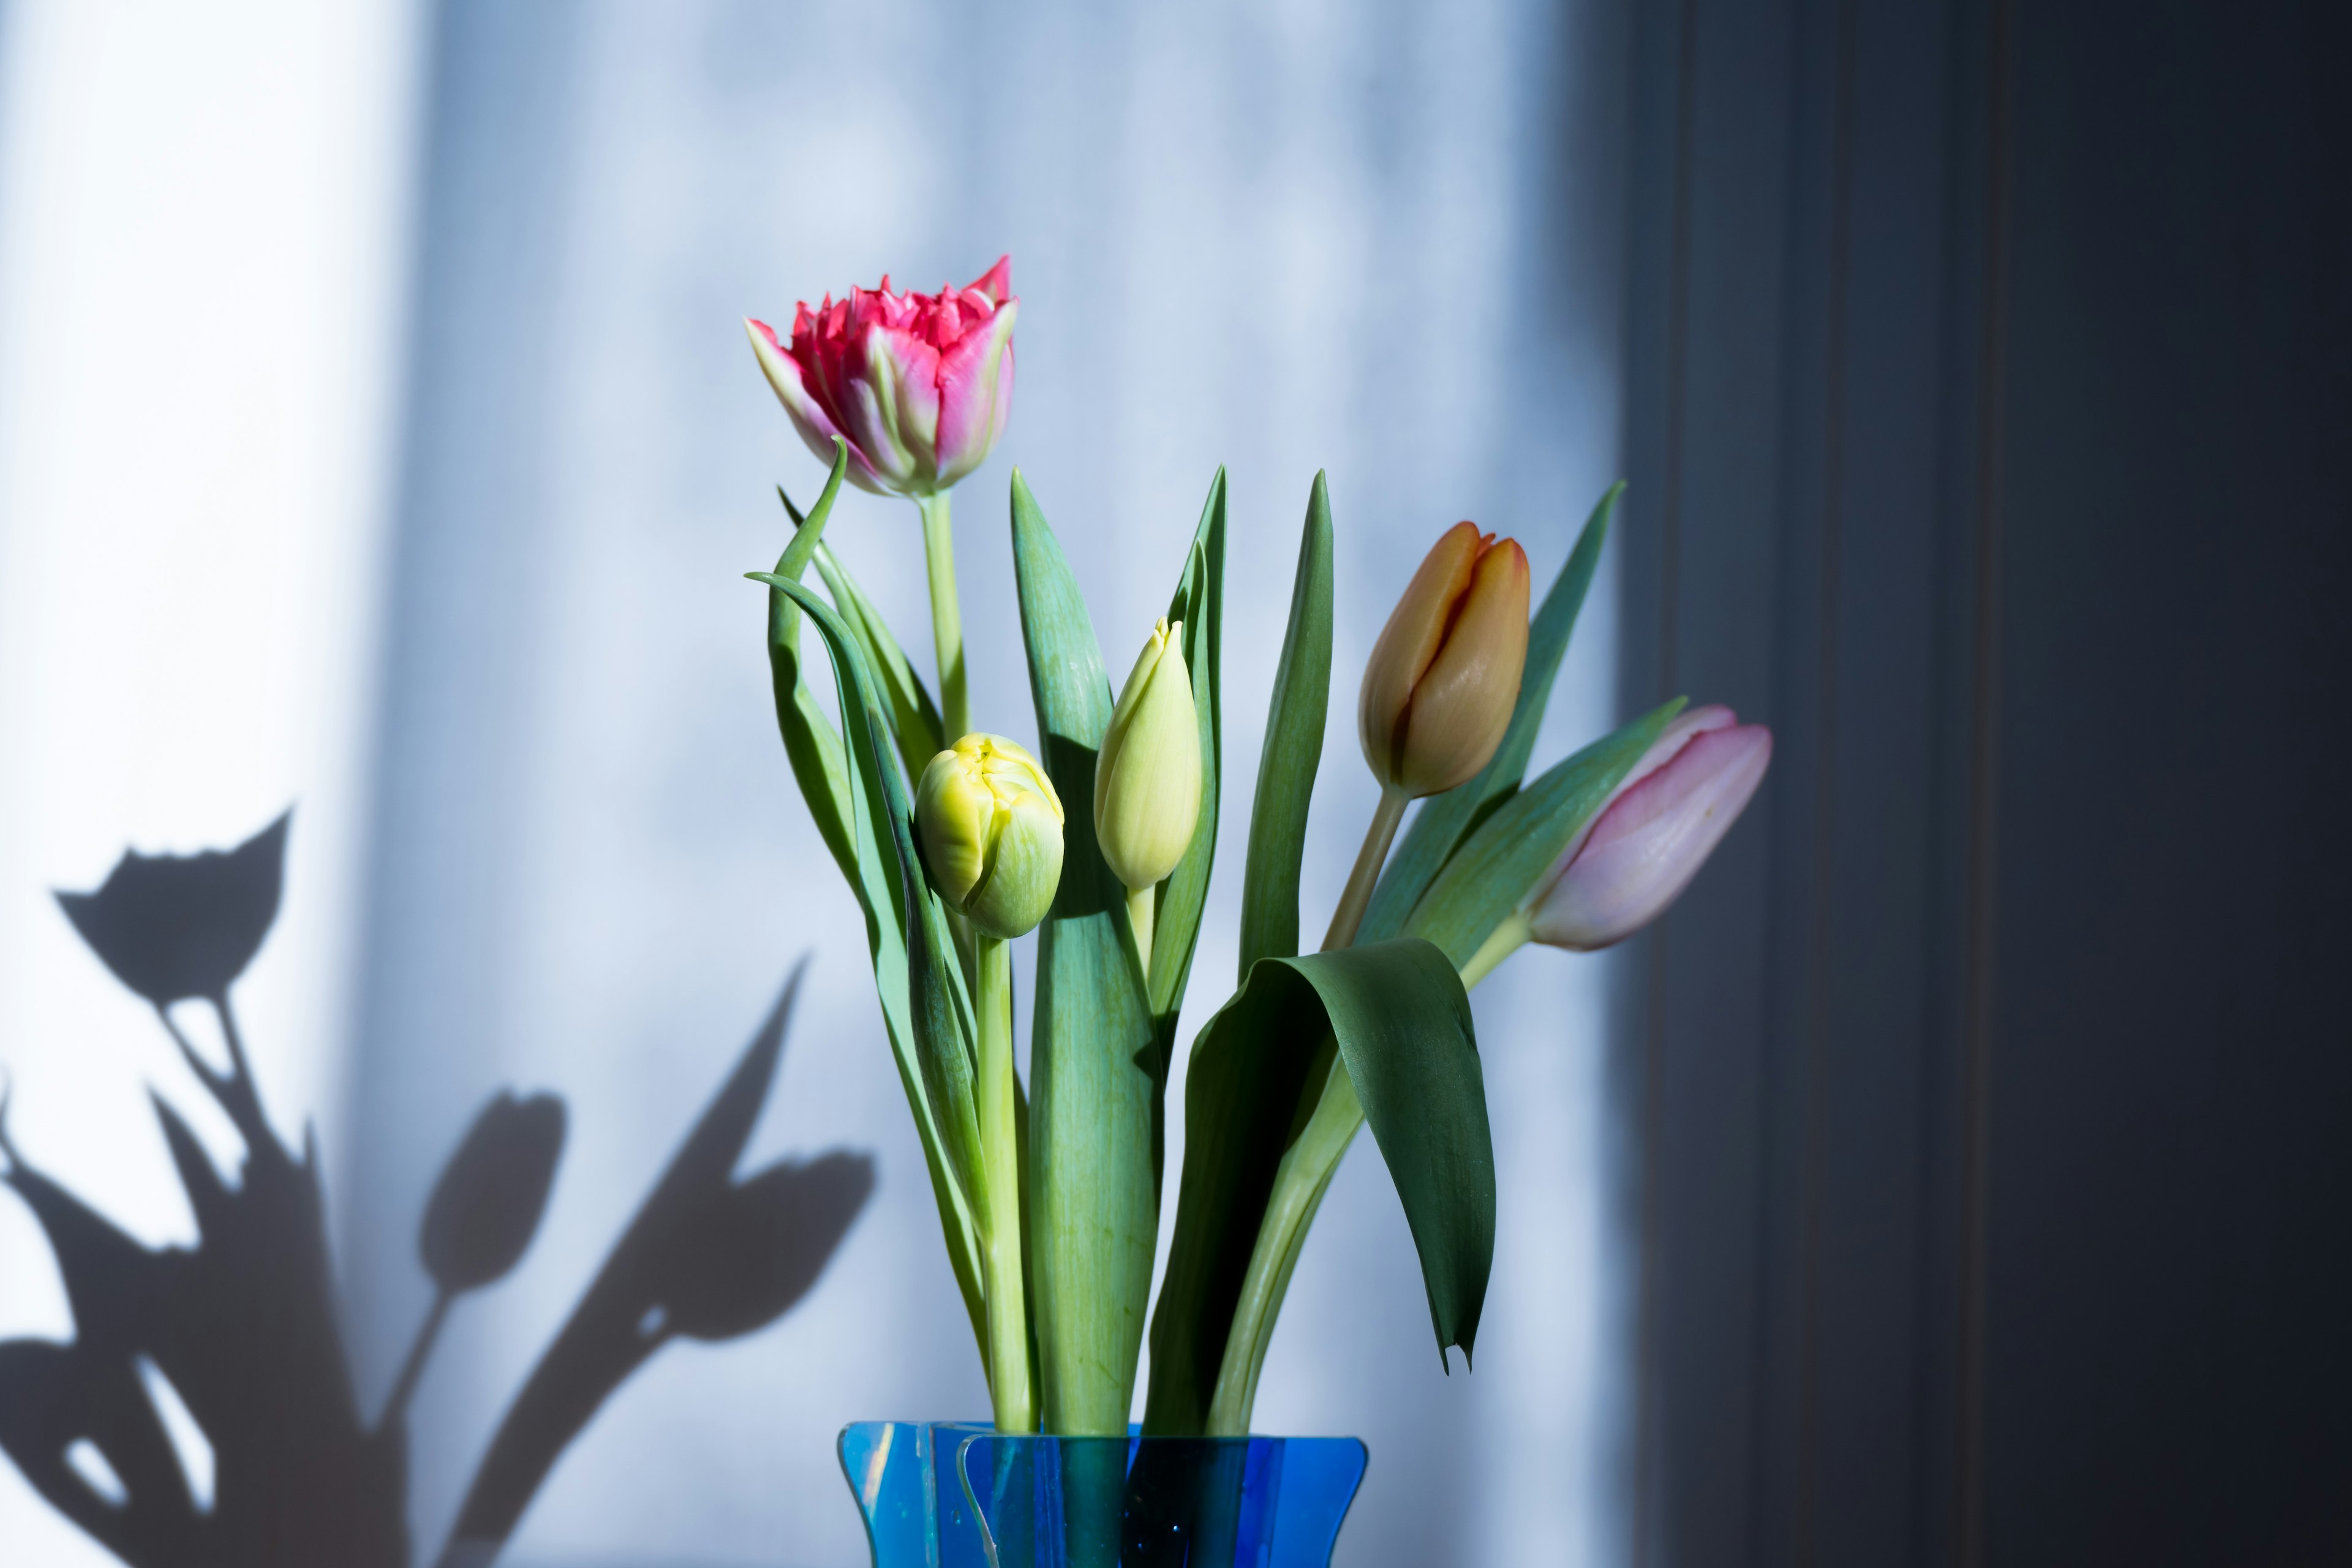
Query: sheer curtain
[[2, 1, 1634, 1564], [350, 6, 1632, 1566]]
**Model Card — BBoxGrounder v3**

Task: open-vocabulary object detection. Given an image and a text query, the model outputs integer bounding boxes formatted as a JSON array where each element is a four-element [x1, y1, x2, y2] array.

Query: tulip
[[1359, 522, 1531, 799], [914, 728, 1059, 1433], [745, 257, 1016, 500], [1324, 522, 1531, 951], [747, 258, 1016, 742], [915, 733, 1066, 943], [1095, 618, 1202, 976], [1457, 706, 1771, 988]]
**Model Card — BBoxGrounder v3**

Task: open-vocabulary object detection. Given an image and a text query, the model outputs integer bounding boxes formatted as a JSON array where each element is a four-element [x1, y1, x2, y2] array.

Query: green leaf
[[1404, 698, 1686, 965], [1007, 469, 1160, 1437], [1236, 472, 1334, 976], [1144, 939, 1493, 1435], [1143, 468, 1227, 1071], [746, 567, 989, 1357], [764, 450, 858, 889], [1362, 481, 1621, 943], [812, 540, 944, 785]]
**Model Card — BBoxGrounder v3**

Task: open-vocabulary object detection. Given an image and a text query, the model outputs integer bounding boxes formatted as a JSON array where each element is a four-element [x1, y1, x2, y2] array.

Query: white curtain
[[0, 2, 421, 1565]]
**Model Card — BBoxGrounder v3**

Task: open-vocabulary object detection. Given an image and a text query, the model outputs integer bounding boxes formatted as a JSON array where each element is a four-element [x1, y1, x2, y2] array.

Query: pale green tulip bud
[[916, 733, 1065, 940], [1094, 617, 1203, 892]]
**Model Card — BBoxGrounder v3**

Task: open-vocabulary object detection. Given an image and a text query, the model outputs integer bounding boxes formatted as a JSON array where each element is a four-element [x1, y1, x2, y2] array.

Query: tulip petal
[[1360, 522, 1484, 784], [1526, 722, 1771, 950], [1527, 703, 1740, 900], [968, 254, 1012, 305], [933, 300, 1017, 486], [748, 318, 890, 495], [1395, 537, 1531, 796]]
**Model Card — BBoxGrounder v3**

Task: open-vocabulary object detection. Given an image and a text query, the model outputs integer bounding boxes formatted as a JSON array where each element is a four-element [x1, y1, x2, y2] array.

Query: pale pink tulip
[[746, 256, 1016, 497], [1521, 704, 1771, 950]]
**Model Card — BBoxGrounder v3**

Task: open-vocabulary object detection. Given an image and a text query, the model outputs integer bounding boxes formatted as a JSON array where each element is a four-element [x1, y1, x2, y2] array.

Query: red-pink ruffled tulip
[[1521, 704, 1772, 951], [746, 256, 1016, 497]]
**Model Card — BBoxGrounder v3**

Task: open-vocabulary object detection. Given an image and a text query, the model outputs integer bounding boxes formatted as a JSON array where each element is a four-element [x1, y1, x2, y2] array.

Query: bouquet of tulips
[[742, 258, 1770, 1441]]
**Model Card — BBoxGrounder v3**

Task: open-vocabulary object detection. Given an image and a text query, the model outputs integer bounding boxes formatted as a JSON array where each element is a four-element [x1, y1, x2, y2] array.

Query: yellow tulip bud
[[1359, 522, 1531, 798], [915, 733, 1065, 940], [1094, 617, 1203, 893]]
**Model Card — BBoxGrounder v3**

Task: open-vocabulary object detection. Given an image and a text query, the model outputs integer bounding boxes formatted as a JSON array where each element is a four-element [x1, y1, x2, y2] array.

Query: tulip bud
[[916, 733, 1065, 940], [1094, 617, 1203, 892], [1360, 522, 1531, 798], [746, 256, 1016, 499], [1521, 706, 1772, 951]]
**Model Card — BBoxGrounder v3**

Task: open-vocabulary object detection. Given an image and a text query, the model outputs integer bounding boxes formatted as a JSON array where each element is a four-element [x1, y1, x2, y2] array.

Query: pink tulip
[[746, 256, 1016, 497], [1521, 704, 1772, 951]]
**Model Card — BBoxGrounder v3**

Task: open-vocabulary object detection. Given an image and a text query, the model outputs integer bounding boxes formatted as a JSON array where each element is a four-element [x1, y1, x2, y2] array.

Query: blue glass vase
[[839, 1421, 1367, 1567]]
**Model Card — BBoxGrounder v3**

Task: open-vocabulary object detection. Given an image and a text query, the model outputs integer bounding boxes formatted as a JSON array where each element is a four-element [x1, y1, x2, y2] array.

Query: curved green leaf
[[1362, 481, 1621, 943], [765, 450, 856, 888], [1144, 938, 1492, 1435], [1008, 470, 1159, 1436], [1404, 697, 1686, 965], [1237, 473, 1334, 976]]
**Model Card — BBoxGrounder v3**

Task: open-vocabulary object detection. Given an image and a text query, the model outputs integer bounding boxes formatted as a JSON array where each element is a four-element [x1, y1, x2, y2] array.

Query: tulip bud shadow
[[438, 965, 874, 1564]]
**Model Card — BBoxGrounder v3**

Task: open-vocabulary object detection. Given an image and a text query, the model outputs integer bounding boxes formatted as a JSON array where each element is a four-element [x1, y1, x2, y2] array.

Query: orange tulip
[[1359, 522, 1531, 798]]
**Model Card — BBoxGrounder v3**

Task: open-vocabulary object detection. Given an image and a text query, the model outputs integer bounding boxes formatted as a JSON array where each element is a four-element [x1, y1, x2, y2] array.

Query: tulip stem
[[1323, 785, 1409, 951], [1126, 885, 1156, 986], [1206, 1047, 1362, 1435], [1458, 910, 1532, 990], [974, 935, 1035, 1432], [918, 491, 969, 740]]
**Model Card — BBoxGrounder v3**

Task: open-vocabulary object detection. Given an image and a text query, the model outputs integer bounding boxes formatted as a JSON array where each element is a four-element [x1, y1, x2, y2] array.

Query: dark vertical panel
[[1621, 1, 1987, 1564], [1620, 1, 1798, 1564], [1985, 2, 2352, 1562]]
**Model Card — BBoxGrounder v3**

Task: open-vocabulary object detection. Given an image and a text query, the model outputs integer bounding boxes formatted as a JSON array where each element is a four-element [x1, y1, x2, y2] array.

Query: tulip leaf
[[1404, 697, 1686, 965], [1362, 481, 1621, 943], [1144, 468, 1227, 1065], [747, 567, 987, 1355], [812, 539, 944, 785], [1008, 469, 1160, 1437], [765, 446, 859, 889], [1236, 472, 1335, 975], [1144, 938, 1493, 1435]]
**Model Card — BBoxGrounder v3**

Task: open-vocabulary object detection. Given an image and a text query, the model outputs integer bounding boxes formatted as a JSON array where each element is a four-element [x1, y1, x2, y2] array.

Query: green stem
[[1205, 1059, 1361, 1435], [976, 935, 1034, 1431], [918, 491, 968, 741], [1322, 784, 1408, 952], [1126, 884, 1156, 987], [1458, 910, 1533, 990]]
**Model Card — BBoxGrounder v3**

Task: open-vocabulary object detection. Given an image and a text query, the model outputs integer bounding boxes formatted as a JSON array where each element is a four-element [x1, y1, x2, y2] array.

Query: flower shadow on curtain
[[0, 811, 871, 1567]]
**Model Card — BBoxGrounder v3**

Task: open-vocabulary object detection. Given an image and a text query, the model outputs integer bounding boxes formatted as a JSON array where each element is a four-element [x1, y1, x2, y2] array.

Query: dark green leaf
[[1008, 469, 1160, 1436], [1144, 938, 1492, 1435], [1144, 468, 1227, 1068], [1236, 473, 1334, 976], [1404, 698, 1685, 965], [1362, 481, 1621, 943]]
